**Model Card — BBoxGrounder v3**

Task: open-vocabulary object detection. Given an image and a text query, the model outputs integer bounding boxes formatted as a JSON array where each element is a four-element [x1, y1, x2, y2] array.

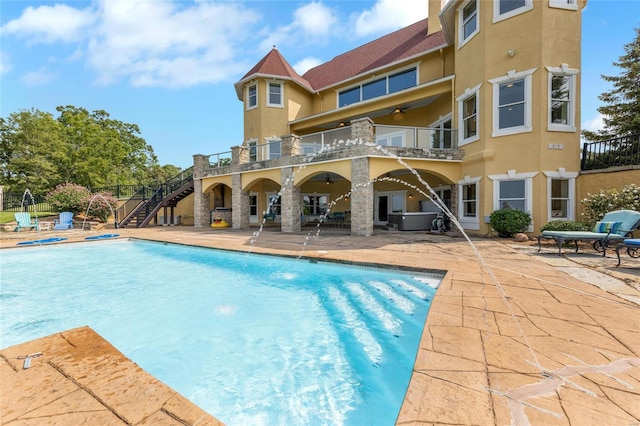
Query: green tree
[[0, 109, 63, 193], [582, 27, 640, 141], [55, 106, 159, 188]]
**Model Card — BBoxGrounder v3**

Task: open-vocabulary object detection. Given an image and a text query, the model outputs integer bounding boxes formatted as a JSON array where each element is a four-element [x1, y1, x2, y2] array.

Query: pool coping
[[1, 227, 639, 425]]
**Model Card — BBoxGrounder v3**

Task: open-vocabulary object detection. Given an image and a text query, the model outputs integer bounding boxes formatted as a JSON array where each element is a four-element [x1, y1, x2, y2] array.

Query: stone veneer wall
[[350, 157, 374, 236], [193, 154, 211, 228], [280, 167, 301, 232]]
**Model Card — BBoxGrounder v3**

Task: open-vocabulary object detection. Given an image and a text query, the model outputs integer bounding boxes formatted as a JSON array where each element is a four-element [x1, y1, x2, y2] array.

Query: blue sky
[[1, 0, 638, 169]]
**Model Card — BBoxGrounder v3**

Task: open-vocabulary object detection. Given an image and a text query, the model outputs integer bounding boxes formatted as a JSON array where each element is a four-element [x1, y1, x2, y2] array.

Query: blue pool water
[[0, 240, 440, 425]]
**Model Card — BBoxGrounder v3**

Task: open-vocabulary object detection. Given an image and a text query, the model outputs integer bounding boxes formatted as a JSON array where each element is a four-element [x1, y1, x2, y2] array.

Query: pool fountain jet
[[81, 193, 119, 231]]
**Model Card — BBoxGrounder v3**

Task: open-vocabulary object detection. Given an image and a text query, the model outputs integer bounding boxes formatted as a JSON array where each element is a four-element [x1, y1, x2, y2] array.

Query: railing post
[[581, 142, 588, 170]]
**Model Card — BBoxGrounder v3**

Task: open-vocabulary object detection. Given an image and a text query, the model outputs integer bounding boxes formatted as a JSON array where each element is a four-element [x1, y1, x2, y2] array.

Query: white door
[[374, 191, 405, 225]]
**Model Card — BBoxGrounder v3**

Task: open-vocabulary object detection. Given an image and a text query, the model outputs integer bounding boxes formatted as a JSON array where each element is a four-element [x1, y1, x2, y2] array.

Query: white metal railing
[[374, 125, 457, 149], [208, 151, 232, 168], [299, 127, 353, 155]]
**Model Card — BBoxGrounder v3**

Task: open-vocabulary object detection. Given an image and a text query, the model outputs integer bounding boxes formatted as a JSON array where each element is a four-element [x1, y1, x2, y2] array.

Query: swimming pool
[[1, 239, 440, 425]]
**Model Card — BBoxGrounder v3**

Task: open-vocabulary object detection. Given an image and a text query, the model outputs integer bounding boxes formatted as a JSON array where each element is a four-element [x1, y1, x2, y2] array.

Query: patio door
[[249, 193, 258, 224], [374, 191, 405, 225]]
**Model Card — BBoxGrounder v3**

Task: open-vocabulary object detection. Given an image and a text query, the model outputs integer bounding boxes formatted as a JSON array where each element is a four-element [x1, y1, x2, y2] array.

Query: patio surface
[[1, 225, 639, 425]]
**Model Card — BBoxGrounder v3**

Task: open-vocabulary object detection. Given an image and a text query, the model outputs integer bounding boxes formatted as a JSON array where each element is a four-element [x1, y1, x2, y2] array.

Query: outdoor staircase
[[117, 168, 194, 228]]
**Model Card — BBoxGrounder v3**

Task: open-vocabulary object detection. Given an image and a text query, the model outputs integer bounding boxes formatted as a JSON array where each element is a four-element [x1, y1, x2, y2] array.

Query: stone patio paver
[[1, 226, 639, 425]]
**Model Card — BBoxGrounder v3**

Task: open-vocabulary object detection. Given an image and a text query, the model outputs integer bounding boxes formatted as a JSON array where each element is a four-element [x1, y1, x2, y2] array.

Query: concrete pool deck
[[1, 226, 639, 425]]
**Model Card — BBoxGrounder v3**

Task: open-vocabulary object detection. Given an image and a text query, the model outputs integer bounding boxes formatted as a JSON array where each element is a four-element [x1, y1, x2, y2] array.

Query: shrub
[[490, 208, 532, 238], [581, 183, 640, 223], [46, 183, 91, 214], [540, 220, 591, 233], [46, 183, 117, 222], [83, 192, 118, 223]]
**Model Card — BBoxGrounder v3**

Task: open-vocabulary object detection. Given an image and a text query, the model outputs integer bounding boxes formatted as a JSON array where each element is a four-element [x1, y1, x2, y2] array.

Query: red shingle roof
[[302, 18, 446, 91], [236, 18, 446, 98], [239, 47, 312, 91]]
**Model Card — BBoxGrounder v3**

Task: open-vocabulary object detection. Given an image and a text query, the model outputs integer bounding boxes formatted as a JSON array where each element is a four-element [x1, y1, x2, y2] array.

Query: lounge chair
[[615, 239, 640, 266], [54, 211, 74, 230], [14, 212, 40, 232], [537, 209, 640, 256]]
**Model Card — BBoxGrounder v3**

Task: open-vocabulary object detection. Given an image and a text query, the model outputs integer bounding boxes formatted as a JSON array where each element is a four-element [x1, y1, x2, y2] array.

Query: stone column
[[280, 167, 301, 232], [350, 157, 374, 236], [231, 174, 250, 230], [193, 154, 211, 228], [350, 117, 375, 144], [281, 134, 301, 157], [232, 145, 249, 165]]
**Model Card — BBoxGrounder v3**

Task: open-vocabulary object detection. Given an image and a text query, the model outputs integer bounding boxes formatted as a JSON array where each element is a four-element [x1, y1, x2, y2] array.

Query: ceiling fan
[[325, 174, 335, 185], [391, 106, 408, 122]]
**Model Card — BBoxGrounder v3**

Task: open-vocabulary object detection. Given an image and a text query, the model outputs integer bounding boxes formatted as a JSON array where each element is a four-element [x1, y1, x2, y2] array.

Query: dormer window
[[267, 82, 283, 107], [247, 84, 257, 110]]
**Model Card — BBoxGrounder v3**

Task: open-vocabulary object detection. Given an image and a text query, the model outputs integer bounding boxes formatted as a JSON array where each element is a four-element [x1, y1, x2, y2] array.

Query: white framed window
[[430, 114, 453, 149], [459, 0, 479, 47], [267, 193, 281, 216], [488, 68, 536, 137], [247, 139, 258, 162], [338, 65, 418, 108], [302, 194, 329, 216], [456, 83, 481, 145], [488, 170, 537, 230], [543, 169, 577, 221], [493, 0, 533, 23], [267, 81, 283, 107], [267, 137, 281, 160], [546, 64, 578, 132], [458, 176, 481, 230], [246, 84, 257, 110], [549, 0, 578, 10]]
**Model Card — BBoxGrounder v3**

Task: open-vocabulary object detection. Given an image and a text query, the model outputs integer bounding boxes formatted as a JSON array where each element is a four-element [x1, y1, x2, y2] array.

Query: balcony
[[581, 134, 640, 171], [197, 122, 462, 178]]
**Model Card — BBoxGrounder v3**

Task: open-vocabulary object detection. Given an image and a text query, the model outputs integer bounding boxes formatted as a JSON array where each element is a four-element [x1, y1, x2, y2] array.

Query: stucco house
[[193, 0, 588, 236]]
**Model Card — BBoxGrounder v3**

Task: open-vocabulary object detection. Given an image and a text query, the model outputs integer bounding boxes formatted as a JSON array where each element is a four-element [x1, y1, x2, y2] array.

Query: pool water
[[0, 240, 440, 425]]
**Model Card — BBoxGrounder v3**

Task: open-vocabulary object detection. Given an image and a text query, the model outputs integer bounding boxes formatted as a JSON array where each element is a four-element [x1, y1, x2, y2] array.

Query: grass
[[0, 211, 58, 224]]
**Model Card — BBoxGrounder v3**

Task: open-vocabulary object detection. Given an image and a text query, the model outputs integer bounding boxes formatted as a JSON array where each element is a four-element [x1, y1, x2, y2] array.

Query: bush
[[46, 183, 91, 214], [490, 208, 532, 238], [581, 183, 640, 223], [84, 191, 118, 223], [46, 183, 117, 222], [540, 220, 591, 233]]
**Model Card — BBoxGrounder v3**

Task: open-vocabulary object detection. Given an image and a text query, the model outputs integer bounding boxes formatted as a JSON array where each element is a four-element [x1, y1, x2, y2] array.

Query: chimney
[[427, 0, 445, 35]]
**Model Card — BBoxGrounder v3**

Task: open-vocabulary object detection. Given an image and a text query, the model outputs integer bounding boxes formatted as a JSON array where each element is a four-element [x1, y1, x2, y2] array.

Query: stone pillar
[[350, 157, 374, 236], [231, 174, 250, 230], [232, 145, 248, 165], [280, 167, 301, 232], [281, 134, 301, 157], [350, 117, 374, 144], [193, 154, 211, 228]]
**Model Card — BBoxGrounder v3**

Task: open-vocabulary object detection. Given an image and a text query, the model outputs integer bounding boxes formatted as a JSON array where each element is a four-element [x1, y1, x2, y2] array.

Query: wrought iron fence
[[2, 192, 52, 213], [581, 134, 640, 171]]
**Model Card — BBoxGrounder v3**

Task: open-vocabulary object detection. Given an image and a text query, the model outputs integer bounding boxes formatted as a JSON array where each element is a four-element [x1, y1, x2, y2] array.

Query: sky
[[1, 0, 639, 170]]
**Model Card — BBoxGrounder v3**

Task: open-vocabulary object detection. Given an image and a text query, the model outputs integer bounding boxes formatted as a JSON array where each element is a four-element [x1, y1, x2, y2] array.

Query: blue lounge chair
[[538, 209, 640, 256], [14, 212, 39, 232], [54, 211, 74, 230], [615, 239, 640, 266]]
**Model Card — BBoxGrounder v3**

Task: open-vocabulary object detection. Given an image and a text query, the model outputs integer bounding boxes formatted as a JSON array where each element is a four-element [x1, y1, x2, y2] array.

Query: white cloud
[[293, 57, 323, 75], [0, 4, 96, 44], [582, 113, 604, 132], [0, 51, 13, 75], [20, 67, 57, 86], [258, 2, 337, 52], [86, 0, 260, 87], [351, 0, 428, 37]]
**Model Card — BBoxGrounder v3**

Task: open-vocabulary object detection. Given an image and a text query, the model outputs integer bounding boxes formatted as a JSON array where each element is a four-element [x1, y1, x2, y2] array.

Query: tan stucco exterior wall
[[576, 168, 640, 217]]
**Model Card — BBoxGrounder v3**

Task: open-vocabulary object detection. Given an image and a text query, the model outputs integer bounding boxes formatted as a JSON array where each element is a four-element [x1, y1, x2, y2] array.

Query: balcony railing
[[299, 127, 353, 155], [581, 134, 640, 171], [375, 125, 457, 150]]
